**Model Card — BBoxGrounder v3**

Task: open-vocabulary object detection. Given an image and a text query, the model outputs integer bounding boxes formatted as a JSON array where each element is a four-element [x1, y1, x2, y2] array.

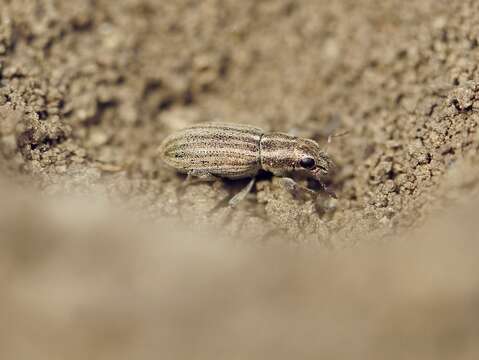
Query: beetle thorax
[[259, 132, 301, 175]]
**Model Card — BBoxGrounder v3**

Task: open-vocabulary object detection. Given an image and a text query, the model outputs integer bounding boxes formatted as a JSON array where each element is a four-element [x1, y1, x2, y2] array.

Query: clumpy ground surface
[[2, 0, 479, 243], [2, 1, 479, 358]]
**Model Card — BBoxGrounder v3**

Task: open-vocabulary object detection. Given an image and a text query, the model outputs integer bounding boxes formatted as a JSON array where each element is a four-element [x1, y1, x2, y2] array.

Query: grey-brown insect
[[159, 122, 335, 206]]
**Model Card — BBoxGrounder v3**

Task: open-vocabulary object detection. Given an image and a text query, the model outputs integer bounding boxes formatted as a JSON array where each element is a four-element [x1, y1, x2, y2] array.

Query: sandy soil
[[2, 0, 479, 241], [1, 0, 479, 358]]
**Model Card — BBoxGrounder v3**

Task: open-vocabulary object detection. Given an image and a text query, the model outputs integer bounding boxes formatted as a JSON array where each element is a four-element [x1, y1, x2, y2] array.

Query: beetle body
[[159, 122, 335, 205]]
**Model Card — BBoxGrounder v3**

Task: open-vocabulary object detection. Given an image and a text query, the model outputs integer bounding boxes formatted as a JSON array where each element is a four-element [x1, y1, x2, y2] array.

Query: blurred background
[[1, 0, 479, 358]]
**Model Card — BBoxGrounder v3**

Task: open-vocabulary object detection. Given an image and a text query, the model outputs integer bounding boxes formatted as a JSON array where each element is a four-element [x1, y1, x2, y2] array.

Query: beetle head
[[294, 138, 334, 180]]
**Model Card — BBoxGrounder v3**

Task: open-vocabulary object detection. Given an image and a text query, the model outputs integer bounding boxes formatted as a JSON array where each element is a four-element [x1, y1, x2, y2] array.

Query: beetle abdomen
[[159, 123, 264, 179]]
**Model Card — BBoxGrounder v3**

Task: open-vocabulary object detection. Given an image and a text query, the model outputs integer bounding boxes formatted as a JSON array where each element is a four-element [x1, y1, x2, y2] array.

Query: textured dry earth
[[1, 0, 479, 358], [1, 0, 479, 241]]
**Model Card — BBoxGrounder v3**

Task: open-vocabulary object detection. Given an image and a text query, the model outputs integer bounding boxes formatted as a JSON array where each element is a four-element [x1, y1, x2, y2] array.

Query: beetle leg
[[185, 169, 219, 185], [228, 177, 256, 207], [281, 177, 316, 196], [319, 183, 337, 199]]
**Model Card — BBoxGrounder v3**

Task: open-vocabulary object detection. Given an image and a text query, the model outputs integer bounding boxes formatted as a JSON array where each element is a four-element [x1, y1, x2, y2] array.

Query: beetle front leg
[[281, 177, 316, 196]]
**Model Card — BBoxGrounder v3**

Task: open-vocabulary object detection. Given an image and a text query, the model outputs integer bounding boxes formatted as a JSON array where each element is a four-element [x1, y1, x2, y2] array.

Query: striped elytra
[[159, 123, 264, 179]]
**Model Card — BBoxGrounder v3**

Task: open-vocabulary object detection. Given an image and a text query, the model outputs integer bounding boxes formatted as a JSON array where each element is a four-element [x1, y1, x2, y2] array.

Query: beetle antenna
[[324, 130, 349, 152]]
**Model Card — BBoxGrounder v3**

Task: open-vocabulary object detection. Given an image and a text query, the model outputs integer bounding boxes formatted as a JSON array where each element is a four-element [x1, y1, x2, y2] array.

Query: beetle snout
[[311, 167, 325, 180]]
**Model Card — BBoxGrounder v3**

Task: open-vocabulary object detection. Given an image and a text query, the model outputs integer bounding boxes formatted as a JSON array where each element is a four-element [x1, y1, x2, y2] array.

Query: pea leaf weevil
[[159, 122, 336, 206]]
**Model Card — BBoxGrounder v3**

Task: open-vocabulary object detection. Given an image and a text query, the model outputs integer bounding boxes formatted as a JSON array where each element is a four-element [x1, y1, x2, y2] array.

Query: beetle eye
[[299, 157, 315, 169]]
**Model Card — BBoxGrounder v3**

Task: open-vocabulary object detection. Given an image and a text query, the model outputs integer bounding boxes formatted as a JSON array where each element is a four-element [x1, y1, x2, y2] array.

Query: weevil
[[159, 122, 336, 206]]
